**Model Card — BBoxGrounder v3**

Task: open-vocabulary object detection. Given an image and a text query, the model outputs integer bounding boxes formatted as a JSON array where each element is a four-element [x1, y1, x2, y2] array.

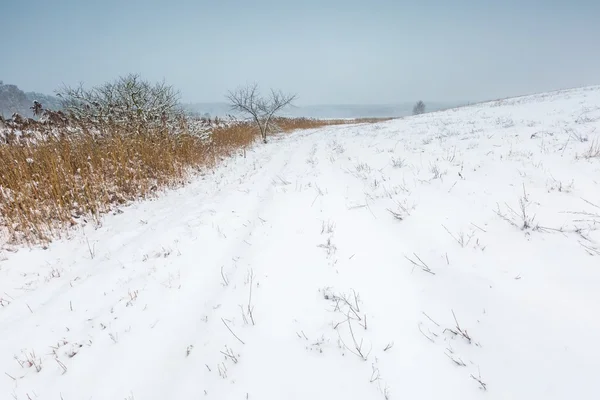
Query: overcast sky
[[1, 0, 599, 105]]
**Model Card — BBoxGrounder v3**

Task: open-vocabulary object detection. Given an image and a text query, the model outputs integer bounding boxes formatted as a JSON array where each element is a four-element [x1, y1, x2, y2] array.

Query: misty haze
[[1, 1, 599, 399]]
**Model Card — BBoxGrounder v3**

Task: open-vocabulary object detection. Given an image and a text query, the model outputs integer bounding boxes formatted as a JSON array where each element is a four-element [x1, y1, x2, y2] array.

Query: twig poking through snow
[[422, 312, 440, 327], [444, 310, 472, 343], [387, 208, 404, 221], [220, 346, 239, 364], [247, 269, 256, 325], [442, 225, 474, 248], [221, 318, 245, 345], [470, 369, 488, 391], [55, 358, 67, 374], [470, 222, 487, 233], [404, 253, 435, 275], [337, 318, 372, 361], [418, 323, 435, 343], [445, 348, 467, 367], [220, 266, 229, 286]]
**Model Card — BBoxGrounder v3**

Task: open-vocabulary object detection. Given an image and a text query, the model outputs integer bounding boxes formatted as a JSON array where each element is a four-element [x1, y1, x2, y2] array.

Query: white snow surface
[[2, 86, 600, 399]]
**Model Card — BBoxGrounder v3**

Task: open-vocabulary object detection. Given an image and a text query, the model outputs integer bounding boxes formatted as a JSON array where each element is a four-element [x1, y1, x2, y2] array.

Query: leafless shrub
[[57, 73, 181, 128], [226, 83, 296, 143]]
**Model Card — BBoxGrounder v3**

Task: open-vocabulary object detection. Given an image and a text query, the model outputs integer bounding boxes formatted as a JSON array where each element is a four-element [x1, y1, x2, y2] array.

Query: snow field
[[1, 86, 600, 399]]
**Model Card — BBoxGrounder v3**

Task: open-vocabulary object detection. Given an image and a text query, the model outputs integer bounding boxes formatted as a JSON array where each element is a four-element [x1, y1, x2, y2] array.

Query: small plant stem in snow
[[221, 318, 245, 345]]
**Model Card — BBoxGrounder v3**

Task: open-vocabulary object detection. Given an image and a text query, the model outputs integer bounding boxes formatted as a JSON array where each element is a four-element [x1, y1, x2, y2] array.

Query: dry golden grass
[[0, 115, 383, 244], [272, 117, 348, 131], [272, 117, 393, 131]]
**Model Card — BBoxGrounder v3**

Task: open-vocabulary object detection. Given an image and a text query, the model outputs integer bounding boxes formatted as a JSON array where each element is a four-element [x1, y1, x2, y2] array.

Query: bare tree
[[413, 100, 426, 115], [226, 83, 296, 143]]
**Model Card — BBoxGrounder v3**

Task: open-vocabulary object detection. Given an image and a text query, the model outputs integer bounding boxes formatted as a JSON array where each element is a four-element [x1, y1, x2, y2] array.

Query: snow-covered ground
[[1, 86, 600, 400]]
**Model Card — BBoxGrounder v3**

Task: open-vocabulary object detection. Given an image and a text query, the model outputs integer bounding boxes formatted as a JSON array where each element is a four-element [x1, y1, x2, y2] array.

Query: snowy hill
[[0, 82, 62, 118], [1, 86, 600, 399]]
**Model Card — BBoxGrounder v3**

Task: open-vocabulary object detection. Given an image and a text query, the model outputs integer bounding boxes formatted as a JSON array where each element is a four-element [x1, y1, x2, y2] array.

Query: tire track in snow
[[169, 126, 425, 399], [0, 133, 306, 399]]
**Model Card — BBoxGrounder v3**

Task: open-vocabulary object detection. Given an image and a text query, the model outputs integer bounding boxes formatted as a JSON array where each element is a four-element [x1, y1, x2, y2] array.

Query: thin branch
[[221, 318, 245, 345], [422, 311, 440, 327], [470, 222, 487, 233], [418, 323, 435, 343], [220, 266, 229, 286]]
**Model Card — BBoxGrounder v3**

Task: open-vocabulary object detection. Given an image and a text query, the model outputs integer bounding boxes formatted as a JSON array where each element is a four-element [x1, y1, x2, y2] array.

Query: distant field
[[182, 101, 464, 119]]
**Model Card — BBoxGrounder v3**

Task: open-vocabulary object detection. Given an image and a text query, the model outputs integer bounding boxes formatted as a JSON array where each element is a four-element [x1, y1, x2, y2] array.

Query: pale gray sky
[[1, 0, 599, 105]]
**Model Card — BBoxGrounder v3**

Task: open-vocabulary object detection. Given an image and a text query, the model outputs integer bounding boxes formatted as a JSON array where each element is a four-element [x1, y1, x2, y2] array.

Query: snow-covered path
[[2, 87, 600, 399]]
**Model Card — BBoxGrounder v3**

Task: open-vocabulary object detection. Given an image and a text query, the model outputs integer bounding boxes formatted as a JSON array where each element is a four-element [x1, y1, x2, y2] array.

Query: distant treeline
[[0, 81, 62, 118]]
